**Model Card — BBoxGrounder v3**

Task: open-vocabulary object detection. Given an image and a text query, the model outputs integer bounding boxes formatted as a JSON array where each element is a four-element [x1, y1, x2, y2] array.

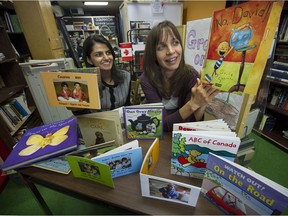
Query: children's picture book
[[201, 153, 288, 215], [173, 119, 231, 132], [1, 116, 78, 172], [40, 67, 101, 109], [201, 1, 283, 95], [77, 110, 124, 147], [32, 156, 71, 175], [184, 17, 212, 73], [140, 138, 201, 207], [67, 140, 142, 188], [171, 129, 241, 179], [123, 105, 163, 140]]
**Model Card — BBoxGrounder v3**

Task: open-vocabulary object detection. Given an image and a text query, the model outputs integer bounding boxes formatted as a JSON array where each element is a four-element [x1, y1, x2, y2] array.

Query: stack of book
[[268, 86, 288, 110], [0, 92, 31, 133], [267, 61, 288, 84], [170, 119, 241, 179]]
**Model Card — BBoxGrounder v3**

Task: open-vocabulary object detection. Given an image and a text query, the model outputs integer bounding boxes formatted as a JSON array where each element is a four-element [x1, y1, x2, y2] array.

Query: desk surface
[[19, 132, 222, 215]]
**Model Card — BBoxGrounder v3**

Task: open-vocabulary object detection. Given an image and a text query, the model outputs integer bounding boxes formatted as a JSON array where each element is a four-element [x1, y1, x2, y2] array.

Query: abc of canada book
[[67, 140, 142, 188], [171, 129, 240, 179], [40, 67, 101, 109], [201, 153, 288, 215], [0, 116, 78, 172], [140, 138, 201, 207], [201, 1, 283, 95]]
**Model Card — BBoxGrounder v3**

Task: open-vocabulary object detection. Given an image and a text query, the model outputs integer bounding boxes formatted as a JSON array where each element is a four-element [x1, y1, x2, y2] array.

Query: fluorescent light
[[84, 2, 108, 6]]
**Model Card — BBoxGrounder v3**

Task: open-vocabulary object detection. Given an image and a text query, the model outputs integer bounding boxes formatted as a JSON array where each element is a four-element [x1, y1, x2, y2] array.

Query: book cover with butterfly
[[1, 116, 78, 172]]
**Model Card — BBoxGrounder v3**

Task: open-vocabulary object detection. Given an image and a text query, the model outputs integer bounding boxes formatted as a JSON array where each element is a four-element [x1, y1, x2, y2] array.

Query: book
[[77, 110, 124, 147], [201, 1, 283, 95], [184, 17, 212, 72], [140, 138, 201, 207], [8, 91, 31, 118], [0, 107, 16, 132], [171, 129, 241, 179], [173, 119, 231, 132], [0, 116, 78, 172], [270, 68, 288, 80], [273, 61, 288, 71], [1, 103, 21, 126], [32, 141, 116, 175], [266, 75, 288, 84], [67, 140, 142, 188], [32, 156, 71, 175], [270, 87, 282, 106], [201, 153, 288, 215], [40, 67, 102, 109], [123, 105, 163, 140]]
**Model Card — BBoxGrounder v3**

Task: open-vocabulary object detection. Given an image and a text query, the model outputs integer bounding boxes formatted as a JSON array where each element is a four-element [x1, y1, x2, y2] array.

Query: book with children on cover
[[67, 140, 142, 188], [171, 120, 241, 179], [40, 67, 101, 109], [201, 1, 283, 95], [140, 138, 201, 207], [1, 116, 78, 172], [201, 153, 288, 215]]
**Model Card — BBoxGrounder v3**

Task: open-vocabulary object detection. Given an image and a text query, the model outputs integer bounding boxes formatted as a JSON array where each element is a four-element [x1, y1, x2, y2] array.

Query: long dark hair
[[143, 20, 194, 99], [83, 34, 123, 83]]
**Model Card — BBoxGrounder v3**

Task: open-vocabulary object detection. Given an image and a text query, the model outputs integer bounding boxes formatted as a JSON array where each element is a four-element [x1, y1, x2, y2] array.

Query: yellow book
[[40, 67, 101, 110]]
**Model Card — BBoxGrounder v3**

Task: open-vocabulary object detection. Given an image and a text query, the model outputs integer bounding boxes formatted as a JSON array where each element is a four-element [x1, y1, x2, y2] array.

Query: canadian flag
[[120, 42, 133, 61]]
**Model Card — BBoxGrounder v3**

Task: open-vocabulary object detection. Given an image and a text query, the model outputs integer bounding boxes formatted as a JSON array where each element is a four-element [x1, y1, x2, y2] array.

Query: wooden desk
[[18, 132, 222, 215]]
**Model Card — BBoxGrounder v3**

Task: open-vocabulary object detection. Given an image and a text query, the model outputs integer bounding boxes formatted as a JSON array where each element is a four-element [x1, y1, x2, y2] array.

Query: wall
[[248, 132, 288, 188], [119, 2, 183, 42], [183, 1, 226, 23]]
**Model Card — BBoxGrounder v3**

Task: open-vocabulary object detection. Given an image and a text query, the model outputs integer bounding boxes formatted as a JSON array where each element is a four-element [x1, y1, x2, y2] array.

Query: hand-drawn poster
[[184, 18, 212, 73], [201, 1, 283, 95]]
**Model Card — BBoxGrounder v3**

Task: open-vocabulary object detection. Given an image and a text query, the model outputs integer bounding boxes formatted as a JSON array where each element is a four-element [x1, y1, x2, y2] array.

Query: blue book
[[270, 68, 288, 80], [91, 140, 143, 178], [10, 99, 29, 117]]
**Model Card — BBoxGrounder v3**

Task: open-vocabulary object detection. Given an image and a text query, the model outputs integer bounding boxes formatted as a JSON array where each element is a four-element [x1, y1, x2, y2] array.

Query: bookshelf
[[253, 2, 288, 150], [0, 3, 43, 151]]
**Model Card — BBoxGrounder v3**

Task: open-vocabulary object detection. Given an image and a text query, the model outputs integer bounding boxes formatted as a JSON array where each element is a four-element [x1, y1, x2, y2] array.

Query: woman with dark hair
[[83, 34, 131, 111], [140, 20, 219, 131]]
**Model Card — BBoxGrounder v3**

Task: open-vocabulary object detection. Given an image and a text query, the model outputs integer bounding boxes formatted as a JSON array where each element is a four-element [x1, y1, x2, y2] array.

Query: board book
[[140, 138, 201, 207], [171, 120, 241, 179], [40, 67, 101, 109], [77, 110, 124, 147], [1, 116, 78, 172], [201, 153, 288, 215], [67, 140, 142, 188], [201, 1, 283, 95], [123, 105, 163, 140]]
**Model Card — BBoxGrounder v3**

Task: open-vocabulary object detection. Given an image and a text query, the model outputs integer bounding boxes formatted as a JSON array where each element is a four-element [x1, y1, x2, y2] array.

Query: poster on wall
[[184, 17, 211, 74]]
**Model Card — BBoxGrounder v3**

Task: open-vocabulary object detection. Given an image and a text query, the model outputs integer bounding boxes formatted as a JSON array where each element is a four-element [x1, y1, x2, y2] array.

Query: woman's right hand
[[189, 78, 220, 111]]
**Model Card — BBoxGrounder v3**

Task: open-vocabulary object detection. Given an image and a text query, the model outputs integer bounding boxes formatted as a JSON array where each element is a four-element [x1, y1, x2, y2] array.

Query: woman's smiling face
[[87, 42, 113, 71], [156, 29, 182, 76]]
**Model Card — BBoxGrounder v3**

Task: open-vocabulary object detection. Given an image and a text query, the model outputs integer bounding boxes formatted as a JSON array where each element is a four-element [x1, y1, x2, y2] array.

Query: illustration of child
[[205, 41, 233, 82], [121, 157, 131, 168], [159, 183, 180, 199]]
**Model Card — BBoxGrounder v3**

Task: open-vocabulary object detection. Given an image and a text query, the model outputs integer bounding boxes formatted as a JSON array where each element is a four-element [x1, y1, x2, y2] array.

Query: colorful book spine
[[9, 99, 29, 117]]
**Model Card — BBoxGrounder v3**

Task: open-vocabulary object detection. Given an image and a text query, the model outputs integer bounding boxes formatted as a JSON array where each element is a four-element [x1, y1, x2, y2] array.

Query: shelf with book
[[253, 3, 288, 150], [0, 3, 42, 152]]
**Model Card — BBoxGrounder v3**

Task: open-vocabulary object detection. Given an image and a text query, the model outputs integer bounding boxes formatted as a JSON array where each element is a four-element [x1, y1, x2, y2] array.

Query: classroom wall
[[183, 1, 226, 23]]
